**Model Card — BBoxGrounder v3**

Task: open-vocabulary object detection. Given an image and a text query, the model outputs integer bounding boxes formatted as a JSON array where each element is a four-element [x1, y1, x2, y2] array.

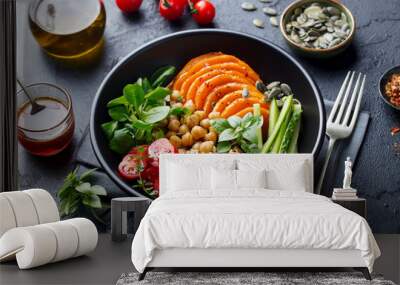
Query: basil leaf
[[82, 194, 102, 208], [145, 87, 171, 102], [150, 66, 176, 87], [90, 185, 107, 196], [101, 121, 118, 140], [228, 116, 242, 128], [218, 128, 238, 142], [142, 106, 170, 124], [107, 95, 128, 108], [108, 106, 128, 122], [240, 142, 259, 153], [241, 112, 254, 128], [242, 124, 258, 143], [210, 119, 230, 133], [123, 83, 145, 111], [217, 141, 231, 153], [75, 182, 92, 194], [109, 128, 134, 154]]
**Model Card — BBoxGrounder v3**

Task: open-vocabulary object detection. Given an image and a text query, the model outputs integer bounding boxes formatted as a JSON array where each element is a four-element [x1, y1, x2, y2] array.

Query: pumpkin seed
[[269, 87, 281, 98], [294, 7, 302, 16], [304, 6, 323, 19], [263, 7, 277, 16], [280, 83, 292, 95], [269, 16, 278, 26], [297, 14, 307, 25], [253, 18, 265, 28], [326, 6, 340, 16], [256, 81, 267, 93], [242, 88, 250, 98], [266, 81, 280, 90], [241, 2, 257, 11]]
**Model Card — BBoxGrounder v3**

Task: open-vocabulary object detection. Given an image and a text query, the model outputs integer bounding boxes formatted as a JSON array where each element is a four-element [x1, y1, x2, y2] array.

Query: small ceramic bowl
[[379, 65, 400, 111], [280, 0, 356, 58]]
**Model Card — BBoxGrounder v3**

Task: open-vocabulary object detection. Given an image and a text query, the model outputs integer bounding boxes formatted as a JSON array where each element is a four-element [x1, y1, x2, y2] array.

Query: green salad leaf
[[102, 66, 176, 154]]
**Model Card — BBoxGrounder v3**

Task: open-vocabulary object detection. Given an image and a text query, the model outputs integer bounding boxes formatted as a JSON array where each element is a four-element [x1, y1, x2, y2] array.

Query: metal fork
[[316, 71, 366, 195]]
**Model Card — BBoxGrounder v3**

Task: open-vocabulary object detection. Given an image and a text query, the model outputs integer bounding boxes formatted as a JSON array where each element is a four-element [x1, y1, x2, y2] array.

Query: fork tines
[[328, 71, 366, 129]]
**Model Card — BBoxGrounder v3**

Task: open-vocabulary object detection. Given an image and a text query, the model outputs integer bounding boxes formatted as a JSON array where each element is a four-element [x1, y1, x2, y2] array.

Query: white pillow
[[237, 159, 310, 192], [266, 162, 308, 191], [166, 161, 235, 192], [211, 168, 236, 190], [236, 169, 267, 189]]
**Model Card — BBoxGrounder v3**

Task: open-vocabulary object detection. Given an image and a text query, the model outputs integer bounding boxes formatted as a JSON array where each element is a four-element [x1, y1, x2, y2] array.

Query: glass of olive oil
[[28, 0, 106, 60]]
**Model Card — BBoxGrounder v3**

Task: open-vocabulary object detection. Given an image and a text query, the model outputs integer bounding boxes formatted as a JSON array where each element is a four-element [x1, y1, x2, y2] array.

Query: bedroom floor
[[0, 234, 398, 285]]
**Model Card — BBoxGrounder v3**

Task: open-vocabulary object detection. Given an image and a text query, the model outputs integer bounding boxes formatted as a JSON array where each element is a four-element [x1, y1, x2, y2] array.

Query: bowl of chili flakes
[[379, 65, 400, 111]]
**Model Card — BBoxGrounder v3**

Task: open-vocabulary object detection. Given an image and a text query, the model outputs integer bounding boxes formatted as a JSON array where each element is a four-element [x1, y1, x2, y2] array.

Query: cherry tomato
[[159, 0, 186, 21], [142, 165, 159, 181], [148, 138, 177, 167], [118, 153, 147, 180], [115, 0, 142, 13], [191, 0, 215, 25]]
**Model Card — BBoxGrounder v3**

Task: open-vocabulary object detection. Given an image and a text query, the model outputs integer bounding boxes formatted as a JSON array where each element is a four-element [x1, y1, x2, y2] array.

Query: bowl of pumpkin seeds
[[280, 0, 355, 57]]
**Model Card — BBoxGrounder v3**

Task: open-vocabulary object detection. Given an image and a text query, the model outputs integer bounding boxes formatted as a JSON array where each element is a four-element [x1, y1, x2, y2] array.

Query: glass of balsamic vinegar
[[28, 0, 106, 60], [17, 83, 75, 156]]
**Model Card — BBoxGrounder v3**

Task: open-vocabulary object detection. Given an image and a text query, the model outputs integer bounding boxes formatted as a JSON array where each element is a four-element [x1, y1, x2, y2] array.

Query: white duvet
[[131, 190, 380, 273]]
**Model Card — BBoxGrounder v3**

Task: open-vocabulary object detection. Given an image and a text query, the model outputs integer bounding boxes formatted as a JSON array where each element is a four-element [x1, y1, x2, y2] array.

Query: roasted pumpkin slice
[[175, 54, 258, 92], [203, 83, 260, 114], [172, 52, 222, 90], [212, 89, 264, 113], [221, 97, 268, 118], [194, 74, 255, 108], [180, 62, 259, 97]]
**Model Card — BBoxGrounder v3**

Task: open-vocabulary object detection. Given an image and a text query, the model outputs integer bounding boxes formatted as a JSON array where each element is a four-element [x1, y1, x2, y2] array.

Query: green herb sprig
[[211, 112, 263, 153], [57, 168, 107, 218]]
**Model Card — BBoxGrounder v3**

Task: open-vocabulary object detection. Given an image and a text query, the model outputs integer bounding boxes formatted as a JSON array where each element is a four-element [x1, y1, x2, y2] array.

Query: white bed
[[131, 154, 380, 280]]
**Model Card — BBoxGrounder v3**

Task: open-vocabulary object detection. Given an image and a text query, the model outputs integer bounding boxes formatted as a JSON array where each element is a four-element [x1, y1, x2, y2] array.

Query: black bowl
[[379, 65, 400, 111], [90, 29, 326, 197]]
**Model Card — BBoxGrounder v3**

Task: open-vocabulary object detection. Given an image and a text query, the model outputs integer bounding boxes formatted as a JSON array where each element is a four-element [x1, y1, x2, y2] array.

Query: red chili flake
[[391, 127, 400, 136]]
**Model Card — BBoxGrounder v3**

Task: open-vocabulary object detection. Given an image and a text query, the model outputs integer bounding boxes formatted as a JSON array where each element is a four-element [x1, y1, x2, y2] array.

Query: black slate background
[[17, 0, 400, 233]]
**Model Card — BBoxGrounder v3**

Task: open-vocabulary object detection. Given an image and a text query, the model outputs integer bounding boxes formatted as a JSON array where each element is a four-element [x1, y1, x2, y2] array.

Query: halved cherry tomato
[[148, 138, 177, 167], [142, 165, 159, 181], [191, 0, 215, 25], [118, 153, 147, 180], [159, 0, 186, 21], [115, 0, 142, 13]]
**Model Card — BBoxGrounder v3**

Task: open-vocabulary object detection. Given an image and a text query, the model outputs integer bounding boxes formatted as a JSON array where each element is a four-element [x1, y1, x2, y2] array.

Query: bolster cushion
[[0, 218, 98, 269]]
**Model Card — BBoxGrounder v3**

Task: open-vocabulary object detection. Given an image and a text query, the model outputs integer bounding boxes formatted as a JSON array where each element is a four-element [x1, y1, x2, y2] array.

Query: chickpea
[[181, 132, 194, 147], [192, 142, 202, 151], [204, 131, 217, 142], [200, 118, 211, 129], [178, 124, 189, 135], [166, 131, 176, 139], [208, 111, 221, 119], [185, 115, 200, 129], [168, 119, 180, 132], [194, 110, 206, 121], [191, 126, 207, 140], [199, 141, 214, 153], [168, 115, 178, 121], [169, 135, 182, 149], [209, 126, 217, 133], [184, 100, 196, 113]]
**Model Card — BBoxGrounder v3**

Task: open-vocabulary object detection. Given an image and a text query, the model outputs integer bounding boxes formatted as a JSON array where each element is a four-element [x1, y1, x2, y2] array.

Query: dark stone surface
[[17, 0, 400, 233]]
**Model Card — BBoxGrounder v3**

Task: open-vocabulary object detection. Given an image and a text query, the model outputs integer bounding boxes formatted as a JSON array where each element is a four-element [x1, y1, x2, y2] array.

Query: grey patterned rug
[[117, 272, 396, 285]]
